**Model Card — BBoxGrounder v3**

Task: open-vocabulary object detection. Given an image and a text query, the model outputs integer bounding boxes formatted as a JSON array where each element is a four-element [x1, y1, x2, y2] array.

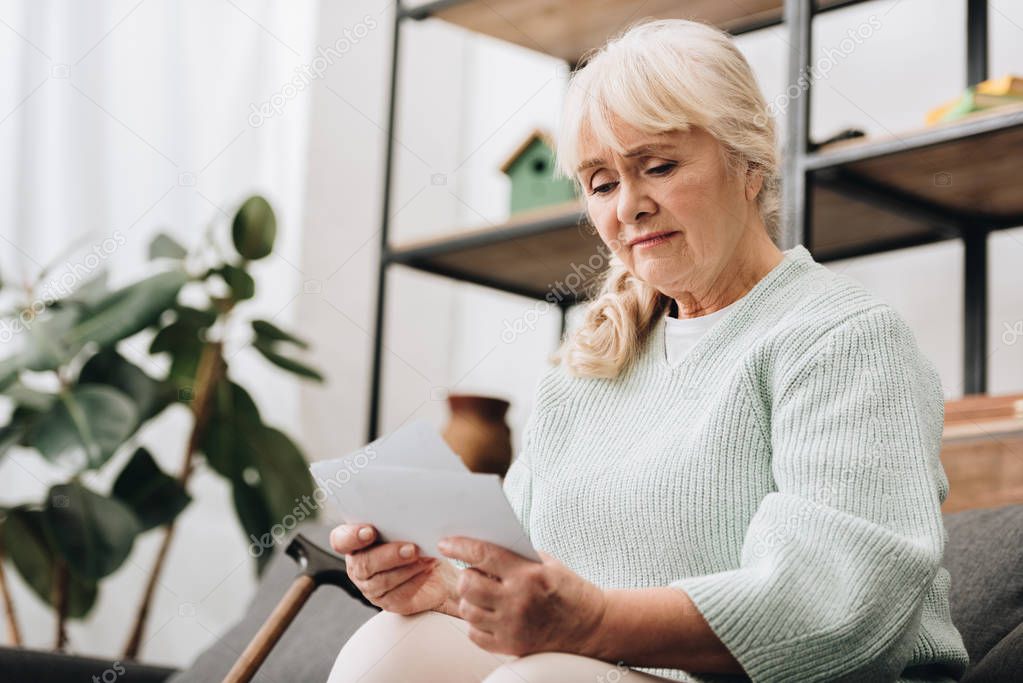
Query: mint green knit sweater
[[501, 244, 969, 682]]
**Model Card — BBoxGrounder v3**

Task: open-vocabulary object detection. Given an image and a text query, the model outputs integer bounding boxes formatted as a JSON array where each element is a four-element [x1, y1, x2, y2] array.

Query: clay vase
[[442, 394, 513, 476]]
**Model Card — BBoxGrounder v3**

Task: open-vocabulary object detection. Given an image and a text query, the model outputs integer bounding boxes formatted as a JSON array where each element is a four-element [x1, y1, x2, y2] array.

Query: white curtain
[[0, 0, 319, 665]]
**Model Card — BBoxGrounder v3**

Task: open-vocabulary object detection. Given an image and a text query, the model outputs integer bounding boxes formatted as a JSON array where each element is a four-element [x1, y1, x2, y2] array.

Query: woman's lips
[[632, 232, 678, 248]]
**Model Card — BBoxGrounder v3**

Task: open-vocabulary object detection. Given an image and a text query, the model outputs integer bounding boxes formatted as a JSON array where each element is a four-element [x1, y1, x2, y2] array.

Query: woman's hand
[[436, 537, 608, 656], [330, 524, 460, 616]]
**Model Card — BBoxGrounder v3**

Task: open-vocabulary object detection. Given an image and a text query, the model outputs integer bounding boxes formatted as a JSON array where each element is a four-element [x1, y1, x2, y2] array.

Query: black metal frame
[[788, 0, 993, 395], [368, 0, 1000, 441]]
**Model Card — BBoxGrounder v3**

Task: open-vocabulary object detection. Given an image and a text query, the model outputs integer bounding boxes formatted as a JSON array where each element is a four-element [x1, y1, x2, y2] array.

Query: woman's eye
[[589, 164, 674, 195]]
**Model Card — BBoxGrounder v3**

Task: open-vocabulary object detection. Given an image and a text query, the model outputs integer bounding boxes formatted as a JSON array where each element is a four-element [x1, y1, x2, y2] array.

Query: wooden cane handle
[[223, 574, 317, 683]]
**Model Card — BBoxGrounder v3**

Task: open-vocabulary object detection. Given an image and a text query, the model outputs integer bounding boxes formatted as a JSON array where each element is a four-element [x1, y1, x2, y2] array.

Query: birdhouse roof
[[499, 127, 557, 174]]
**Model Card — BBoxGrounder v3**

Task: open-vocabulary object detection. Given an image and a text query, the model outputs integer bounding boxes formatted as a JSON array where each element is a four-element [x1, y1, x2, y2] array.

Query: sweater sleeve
[[669, 306, 951, 682], [502, 363, 561, 540], [502, 403, 536, 538]]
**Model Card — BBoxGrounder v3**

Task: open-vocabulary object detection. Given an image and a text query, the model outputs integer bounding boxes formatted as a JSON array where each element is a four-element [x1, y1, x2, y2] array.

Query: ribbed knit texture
[[501, 244, 969, 682]]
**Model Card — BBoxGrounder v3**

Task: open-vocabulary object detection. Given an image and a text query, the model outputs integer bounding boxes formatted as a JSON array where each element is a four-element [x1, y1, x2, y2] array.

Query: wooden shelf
[[943, 416, 1023, 444], [807, 104, 1023, 262], [940, 394, 1023, 513], [388, 107, 1023, 298], [941, 415, 1023, 513], [387, 200, 605, 301], [945, 392, 1023, 424], [405, 0, 863, 64]]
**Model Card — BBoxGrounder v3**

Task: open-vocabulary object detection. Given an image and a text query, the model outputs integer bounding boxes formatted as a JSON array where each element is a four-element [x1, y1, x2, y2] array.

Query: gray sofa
[[3, 505, 1020, 682]]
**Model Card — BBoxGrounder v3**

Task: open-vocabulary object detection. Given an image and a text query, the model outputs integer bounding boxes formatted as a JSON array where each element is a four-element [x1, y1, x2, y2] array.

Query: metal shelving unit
[[368, 0, 1014, 441]]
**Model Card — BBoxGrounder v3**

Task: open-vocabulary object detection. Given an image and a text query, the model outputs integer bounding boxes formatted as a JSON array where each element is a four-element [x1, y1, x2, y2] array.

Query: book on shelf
[[944, 393, 1023, 425], [925, 74, 1023, 125]]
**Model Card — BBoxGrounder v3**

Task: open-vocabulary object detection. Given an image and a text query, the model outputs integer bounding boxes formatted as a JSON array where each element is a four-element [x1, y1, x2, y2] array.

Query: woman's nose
[[616, 179, 656, 224]]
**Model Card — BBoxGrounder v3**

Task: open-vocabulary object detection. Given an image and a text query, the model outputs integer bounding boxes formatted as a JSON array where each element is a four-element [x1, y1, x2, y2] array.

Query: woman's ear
[[745, 163, 764, 202]]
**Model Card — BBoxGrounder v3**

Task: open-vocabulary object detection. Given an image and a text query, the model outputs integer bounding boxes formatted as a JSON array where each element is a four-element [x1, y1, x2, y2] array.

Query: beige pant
[[326, 610, 679, 682]]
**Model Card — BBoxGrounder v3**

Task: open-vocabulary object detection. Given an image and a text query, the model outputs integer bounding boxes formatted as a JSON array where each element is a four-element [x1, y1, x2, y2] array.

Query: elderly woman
[[326, 17, 969, 683]]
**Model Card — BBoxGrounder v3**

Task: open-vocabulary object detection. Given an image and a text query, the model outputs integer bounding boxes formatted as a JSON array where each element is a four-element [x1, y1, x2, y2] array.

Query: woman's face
[[576, 122, 760, 306]]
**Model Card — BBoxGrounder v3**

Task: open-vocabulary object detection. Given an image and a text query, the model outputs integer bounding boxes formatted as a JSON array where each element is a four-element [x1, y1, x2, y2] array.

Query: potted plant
[[0, 195, 323, 662]]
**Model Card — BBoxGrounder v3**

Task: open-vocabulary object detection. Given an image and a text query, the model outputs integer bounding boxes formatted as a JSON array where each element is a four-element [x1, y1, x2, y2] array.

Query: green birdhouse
[[500, 128, 579, 215]]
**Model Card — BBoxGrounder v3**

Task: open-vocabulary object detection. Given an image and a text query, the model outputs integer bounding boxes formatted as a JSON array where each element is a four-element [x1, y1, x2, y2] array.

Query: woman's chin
[[635, 259, 684, 289]]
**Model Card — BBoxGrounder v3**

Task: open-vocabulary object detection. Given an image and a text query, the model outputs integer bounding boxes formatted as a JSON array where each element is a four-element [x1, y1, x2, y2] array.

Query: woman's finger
[[437, 536, 522, 578], [346, 541, 421, 581], [330, 524, 376, 554], [362, 557, 437, 600], [536, 550, 557, 564], [456, 568, 501, 611], [460, 601, 498, 635], [465, 626, 500, 656]]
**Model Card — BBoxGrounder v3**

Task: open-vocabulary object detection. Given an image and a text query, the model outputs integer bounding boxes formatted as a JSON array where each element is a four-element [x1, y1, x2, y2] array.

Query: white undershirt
[[663, 298, 742, 366]]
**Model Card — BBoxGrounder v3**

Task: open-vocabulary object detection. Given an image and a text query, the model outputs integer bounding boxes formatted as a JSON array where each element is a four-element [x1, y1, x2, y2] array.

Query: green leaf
[[198, 378, 315, 574], [112, 448, 191, 531], [70, 269, 188, 348], [45, 482, 142, 581], [149, 321, 199, 356], [4, 381, 59, 412], [0, 306, 82, 386], [149, 233, 187, 260], [200, 381, 262, 479], [173, 306, 217, 330], [4, 507, 54, 608], [149, 307, 217, 388], [231, 478, 276, 575], [27, 385, 138, 470], [0, 421, 23, 460], [150, 323, 203, 387], [0, 403, 51, 462], [4, 506, 98, 617], [161, 338, 202, 387], [251, 319, 308, 349], [216, 264, 255, 302], [79, 349, 174, 423], [231, 425, 315, 575], [63, 271, 110, 308], [231, 196, 276, 260], [0, 364, 17, 391], [243, 426, 314, 521], [198, 378, 316, 575], [253, 340, 324, 382]]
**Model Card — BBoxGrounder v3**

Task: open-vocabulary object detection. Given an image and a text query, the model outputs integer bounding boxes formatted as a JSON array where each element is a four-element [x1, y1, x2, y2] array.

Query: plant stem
[[0, 541, 23, 646], [53, 560, 68, 651], [122, 522, 176, 660], [122, 340, 224, 660]]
